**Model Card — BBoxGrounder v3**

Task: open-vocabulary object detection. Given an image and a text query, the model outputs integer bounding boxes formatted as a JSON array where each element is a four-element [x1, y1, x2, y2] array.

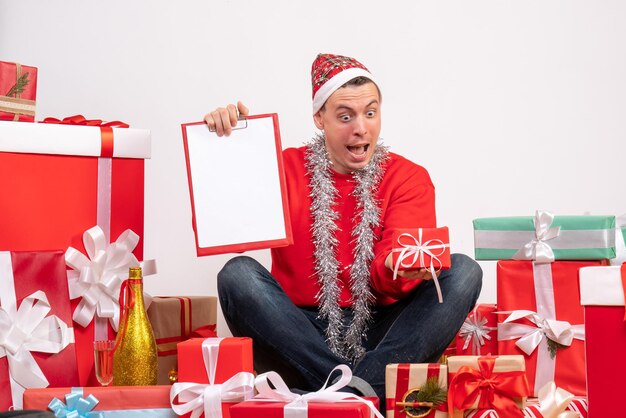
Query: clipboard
[[182, 113, 293, 256]]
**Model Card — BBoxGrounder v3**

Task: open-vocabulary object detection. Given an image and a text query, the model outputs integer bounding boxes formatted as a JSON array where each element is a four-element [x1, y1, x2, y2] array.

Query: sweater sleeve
[[370, 157, 437, 302]]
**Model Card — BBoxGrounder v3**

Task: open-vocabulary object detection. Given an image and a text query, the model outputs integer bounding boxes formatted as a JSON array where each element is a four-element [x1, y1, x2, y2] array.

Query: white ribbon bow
[[0, 290, 74, 409], [512, 210, 561, 263], [534, 381, 580, 418], [170, 373, 255, 418], [459, 308, 497, 355], [497, 310, 584, 356], [170, 338, 255, 418], [65, 226, 156, 333], [392, 230, 449, 303], [253, 364, 384, 418]]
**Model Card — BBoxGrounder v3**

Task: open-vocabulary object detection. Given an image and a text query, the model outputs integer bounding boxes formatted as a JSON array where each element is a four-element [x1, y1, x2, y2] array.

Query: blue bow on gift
[[48, 388, 103, 418]]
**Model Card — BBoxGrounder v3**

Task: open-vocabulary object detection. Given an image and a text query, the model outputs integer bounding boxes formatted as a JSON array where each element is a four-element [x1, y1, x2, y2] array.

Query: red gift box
[[579, 264, 625, 418], [465, 399, 587, 417], [0, 120, 151, 386], [177, 337, 253, 383], [391, 227, 451, 272], [23, 385, 172, 413], [447, 355, 530, 418], [496, 260, 603, 397], [173, 337, 255, 418], [230, 365, 382, 418], [456, 304, 498, 356], [442, 338, 457, 359], [391, 227, 450, 303], [465, 381, 588, 417], [385, 363, 447, 418], [0, 251, 79, 410], [230, 397, 380, 418], [0, 61, 37, 122]]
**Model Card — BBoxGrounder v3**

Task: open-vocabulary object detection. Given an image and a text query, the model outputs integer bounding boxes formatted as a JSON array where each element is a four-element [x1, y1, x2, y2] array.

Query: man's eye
[[339, 115, 351, 122], [367, 110, 376, 117]]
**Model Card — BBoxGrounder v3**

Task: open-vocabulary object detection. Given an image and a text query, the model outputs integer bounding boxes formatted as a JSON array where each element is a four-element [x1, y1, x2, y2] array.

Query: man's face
[[313, 82, 381, 174]]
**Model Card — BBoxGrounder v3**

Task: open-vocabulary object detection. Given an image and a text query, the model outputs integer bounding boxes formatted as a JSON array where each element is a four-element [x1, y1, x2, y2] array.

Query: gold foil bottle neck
[[129, 266, 142, 279]]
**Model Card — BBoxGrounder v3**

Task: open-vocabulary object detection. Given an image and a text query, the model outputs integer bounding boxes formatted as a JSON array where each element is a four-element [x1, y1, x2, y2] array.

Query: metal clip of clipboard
[[208, 115, 248, 132]]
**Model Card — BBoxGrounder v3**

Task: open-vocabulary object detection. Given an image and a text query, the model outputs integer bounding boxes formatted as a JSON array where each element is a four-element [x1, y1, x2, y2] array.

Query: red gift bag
[[0, 251, 79, 410], [579, 264, 626, 417]]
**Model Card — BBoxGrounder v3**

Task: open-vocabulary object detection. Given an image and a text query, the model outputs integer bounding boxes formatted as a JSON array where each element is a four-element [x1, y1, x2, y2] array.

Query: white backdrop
[[1, 1, 625, 336]]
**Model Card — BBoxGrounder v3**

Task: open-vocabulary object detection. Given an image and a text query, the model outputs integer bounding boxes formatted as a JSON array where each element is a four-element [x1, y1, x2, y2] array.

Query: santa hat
[[311, 53, 377, 114]]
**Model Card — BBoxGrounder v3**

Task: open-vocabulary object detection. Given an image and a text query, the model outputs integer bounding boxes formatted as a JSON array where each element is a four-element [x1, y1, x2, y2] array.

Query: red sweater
[[271, 146, 436, 307]]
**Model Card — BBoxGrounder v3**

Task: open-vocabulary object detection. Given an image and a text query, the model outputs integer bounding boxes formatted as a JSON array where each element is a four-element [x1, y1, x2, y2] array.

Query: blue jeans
[[217, 253, 482, 409]]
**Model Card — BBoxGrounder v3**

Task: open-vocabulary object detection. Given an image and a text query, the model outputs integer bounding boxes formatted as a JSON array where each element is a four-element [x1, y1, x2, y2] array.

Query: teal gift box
[[473, 211, 615, 261]]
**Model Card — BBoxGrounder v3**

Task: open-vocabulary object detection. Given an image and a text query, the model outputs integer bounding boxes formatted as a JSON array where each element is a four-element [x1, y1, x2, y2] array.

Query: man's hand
[[384, 252, 439, 280], [204, 101, 249, 137]]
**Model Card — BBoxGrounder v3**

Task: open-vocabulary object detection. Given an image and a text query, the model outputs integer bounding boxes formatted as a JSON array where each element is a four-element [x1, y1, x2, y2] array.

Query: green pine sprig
[[547, 338, 568, 359], [401, 377, 448, 417], [413, 377, 447, 406], [6, 72, 30, 97]]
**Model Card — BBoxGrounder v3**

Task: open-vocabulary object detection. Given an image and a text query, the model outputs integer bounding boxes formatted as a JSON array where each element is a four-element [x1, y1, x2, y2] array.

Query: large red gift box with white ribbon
[[579, 264, 626, 418], [496, 260, 603, 397], [0, 251, 78, 410], [0, 120, 151, 386]]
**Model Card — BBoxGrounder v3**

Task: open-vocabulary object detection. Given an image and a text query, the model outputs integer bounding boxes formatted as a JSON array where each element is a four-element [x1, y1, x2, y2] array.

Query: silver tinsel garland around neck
[[304, 133, 389, 362]]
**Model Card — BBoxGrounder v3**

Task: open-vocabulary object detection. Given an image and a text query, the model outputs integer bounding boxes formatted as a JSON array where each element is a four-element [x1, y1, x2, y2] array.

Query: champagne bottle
[[112, 267, 157, 385]]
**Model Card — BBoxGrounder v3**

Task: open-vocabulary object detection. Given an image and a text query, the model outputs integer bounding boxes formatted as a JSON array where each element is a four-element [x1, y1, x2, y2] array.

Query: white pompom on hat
[[311, 53, 377, 115]]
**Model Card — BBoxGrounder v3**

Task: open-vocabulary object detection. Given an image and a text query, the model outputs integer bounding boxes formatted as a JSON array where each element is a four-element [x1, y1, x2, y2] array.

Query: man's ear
[[313, 110, 324, 130]]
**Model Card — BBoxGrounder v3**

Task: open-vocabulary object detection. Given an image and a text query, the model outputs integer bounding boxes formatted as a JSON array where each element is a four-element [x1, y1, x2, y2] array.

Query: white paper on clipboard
[[182, 114, 292, 256]]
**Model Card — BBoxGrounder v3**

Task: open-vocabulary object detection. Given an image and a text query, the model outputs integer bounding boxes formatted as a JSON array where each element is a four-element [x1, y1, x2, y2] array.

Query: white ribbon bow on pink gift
[[65, 226, 156, 338], [512, 210, 561, 264], [0, 252, 74, 409], [497, 310, 584, 356], [391, 230, 449, 303], [170, 338, 255, 418], [252, 364, 384, 418], [458, 308, 497, 355]]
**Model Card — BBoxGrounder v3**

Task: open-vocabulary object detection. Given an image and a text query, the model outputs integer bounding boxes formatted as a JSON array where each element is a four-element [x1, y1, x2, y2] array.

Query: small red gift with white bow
[[391, 227, 451, 303], [171, 337, 255, 418]]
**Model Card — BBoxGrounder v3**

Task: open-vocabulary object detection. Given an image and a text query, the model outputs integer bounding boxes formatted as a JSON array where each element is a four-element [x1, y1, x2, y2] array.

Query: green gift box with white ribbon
[[473, 210, 615, 261]]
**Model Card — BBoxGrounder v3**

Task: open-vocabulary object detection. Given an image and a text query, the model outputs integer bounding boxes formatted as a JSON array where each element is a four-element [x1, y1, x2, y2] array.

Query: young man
[[205, 53, 482, 407]]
